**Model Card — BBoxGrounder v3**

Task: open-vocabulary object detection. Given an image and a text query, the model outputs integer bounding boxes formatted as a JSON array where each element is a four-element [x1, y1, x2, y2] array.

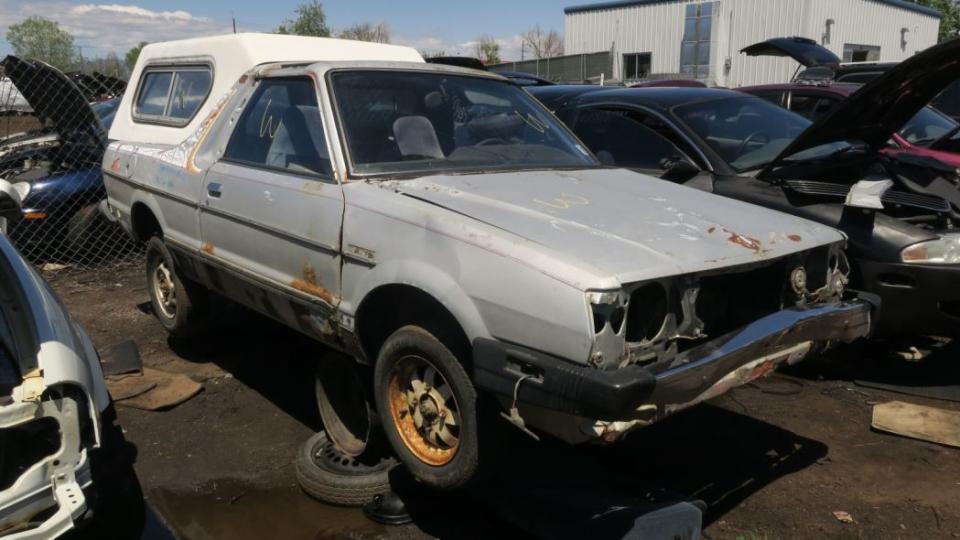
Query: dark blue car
[[1, 55, 124, 262]]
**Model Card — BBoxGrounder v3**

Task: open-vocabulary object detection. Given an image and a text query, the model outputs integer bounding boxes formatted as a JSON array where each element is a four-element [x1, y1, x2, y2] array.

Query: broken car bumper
[[473, 296, 876, 425]]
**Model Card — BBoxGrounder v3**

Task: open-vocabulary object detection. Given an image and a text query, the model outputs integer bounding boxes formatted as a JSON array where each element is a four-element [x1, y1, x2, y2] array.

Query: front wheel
[[145, 237, 207, 337], [373, 326, 479, 490]]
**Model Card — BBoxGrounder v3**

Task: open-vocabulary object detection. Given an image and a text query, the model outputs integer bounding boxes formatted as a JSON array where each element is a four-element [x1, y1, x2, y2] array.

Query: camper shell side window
[[133, 64, 213, 127]]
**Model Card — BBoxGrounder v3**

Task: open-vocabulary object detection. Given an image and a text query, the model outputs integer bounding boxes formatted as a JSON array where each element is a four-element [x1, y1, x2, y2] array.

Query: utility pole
[[521, 41, 525, 61], [232, 11, 237, 33]]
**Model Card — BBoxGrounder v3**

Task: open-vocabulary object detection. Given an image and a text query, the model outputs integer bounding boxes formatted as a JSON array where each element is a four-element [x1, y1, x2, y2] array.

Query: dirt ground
[[50, 262, 960, 540]]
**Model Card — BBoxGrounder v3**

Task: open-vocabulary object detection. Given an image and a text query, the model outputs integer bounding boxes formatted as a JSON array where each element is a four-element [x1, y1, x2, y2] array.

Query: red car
[[739, 82, 960, 168]]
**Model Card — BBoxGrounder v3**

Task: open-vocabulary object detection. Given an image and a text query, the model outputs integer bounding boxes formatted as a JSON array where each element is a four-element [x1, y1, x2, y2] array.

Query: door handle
[[207, 183, 223, 198]]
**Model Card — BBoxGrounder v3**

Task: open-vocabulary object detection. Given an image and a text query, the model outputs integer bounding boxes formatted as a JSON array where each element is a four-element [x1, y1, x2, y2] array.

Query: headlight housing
[[901, 234, 960, 265]]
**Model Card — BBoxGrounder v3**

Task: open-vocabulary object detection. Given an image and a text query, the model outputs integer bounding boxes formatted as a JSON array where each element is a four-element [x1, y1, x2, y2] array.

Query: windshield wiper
[[782, 144, 862, 165]]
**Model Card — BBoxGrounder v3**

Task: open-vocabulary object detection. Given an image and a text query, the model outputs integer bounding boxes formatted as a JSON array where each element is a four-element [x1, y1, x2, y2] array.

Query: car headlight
[[901, 234, 960, 265]]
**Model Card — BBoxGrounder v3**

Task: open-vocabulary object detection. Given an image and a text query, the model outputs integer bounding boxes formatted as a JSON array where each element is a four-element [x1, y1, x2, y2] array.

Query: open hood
[[761, 38, 960, 176], [1, 56, 105, 150], [740, 37, 840, 69]]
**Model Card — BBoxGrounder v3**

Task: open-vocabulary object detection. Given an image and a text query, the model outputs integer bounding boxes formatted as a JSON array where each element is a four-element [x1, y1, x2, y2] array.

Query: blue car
[[1, 55, 122, 261]]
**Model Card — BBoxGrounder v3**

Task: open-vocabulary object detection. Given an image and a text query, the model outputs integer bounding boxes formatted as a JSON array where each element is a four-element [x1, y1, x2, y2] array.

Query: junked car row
[[1, 29, 958, 537]]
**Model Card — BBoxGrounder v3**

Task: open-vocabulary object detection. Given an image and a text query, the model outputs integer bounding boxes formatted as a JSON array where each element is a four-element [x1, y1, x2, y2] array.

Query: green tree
[[6, 17, 76, 69], [125, 42, 148, 71], [916, 0, 960, 42], [473, 35, 501, 65], [276, 0, 331, 37], [338, 22, 390, 43]]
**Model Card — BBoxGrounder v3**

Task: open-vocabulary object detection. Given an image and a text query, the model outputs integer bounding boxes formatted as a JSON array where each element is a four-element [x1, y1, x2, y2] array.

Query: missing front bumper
[[472, 296, 876, 424], [0, 396, 91, 539]]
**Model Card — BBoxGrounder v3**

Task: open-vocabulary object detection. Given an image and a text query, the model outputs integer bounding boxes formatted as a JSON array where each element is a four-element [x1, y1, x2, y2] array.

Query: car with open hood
[[741, 36, 960, 121], [738, 82, 960, 169], [0, 55, 122, 260], [530, 38, 960, 338], [0, 179, 113, 538], [103, 33, 873, 491]]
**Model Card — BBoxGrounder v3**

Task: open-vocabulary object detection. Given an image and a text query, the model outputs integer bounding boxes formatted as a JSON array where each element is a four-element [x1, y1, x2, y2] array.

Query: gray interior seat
[[393, 115, 444, 159]]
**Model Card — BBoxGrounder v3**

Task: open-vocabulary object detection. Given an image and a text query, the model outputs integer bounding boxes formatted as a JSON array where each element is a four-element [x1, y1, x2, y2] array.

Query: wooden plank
[[872, 401, 960, 448]]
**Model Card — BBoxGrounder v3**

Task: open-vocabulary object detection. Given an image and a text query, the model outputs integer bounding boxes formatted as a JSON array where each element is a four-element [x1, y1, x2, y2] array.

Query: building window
[[843, 44, 881, 63], [680, 2, 715, 80], [623, 52, 652, 81]]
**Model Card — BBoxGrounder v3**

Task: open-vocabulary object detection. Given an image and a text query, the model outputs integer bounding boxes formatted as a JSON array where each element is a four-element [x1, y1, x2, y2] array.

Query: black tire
[[315, 353, 380, 457], [75, 403, 146, 539], [65, 203, 104, 256], [145, 236, 207, 337], [373, 325, 479, 490], [295, 431, 397, 506]]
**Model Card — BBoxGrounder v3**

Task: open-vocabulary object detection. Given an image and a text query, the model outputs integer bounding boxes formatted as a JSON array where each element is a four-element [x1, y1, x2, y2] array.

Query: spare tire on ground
[[296, 430, 398, 507]]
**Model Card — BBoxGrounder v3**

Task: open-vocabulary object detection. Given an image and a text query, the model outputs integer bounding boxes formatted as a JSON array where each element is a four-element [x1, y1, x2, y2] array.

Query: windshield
[[899, 106, 959, 147], [330, 70, 597, 176], [675, 96, 810, 172]]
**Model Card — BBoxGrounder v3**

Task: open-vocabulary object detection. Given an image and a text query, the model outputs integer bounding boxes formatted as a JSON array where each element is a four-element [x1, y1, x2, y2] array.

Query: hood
[[396, 168, 842, 285], [762, 38, 960, 176], [1, 56, 105, 150], [740, 37, 840, 69]]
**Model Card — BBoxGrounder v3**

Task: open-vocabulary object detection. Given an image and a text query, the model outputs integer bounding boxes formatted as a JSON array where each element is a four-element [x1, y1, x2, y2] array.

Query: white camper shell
[[110, 33, 424, 146]]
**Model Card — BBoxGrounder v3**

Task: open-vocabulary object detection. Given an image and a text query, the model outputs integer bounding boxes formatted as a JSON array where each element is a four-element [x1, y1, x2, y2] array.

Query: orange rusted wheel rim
[[387, 355, 460, 466]]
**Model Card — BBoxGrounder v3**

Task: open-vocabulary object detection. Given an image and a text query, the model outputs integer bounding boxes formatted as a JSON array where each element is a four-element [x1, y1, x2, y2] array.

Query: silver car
[[0, 180, 111, 538], [103, 35, 875, 491]]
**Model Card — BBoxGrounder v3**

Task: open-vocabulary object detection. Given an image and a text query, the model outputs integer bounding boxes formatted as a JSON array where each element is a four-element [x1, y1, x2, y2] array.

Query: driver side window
[[224, 77, 333, 179], [572, 108, 694, 171]]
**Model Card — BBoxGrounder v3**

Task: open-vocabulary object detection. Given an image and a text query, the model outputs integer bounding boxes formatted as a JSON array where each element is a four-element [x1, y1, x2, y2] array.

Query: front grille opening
[[803, 247, 831, 292], [0, 417, 60, 490], [941, 301, 960, 319], [695, 262, 786, 339], [626, 283, 668, 343]]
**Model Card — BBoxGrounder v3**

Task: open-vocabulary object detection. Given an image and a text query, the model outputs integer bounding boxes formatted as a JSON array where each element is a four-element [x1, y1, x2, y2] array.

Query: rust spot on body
[[201, 242, 215, 255], [787, 234, 802, 242], [723, 228, 762, 253], [291, 264, 337, 304]]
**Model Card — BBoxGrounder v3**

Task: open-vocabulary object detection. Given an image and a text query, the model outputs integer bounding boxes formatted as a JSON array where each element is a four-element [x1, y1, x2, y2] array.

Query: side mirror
[[659, 157, 701, 182], [0, 179, 29, 222]]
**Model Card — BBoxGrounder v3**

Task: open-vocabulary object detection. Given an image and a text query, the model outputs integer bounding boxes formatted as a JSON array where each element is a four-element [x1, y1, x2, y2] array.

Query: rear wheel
[[373, 326, 479, 490], [145, 237, 207, 337]]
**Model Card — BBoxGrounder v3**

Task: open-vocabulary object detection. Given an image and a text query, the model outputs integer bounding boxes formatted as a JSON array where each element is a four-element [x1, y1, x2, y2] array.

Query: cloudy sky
[[0, 0, 572, 61]]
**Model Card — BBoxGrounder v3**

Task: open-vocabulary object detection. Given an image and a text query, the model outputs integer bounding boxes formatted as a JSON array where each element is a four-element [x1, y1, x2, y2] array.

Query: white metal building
[[564, 0, 942, 87]]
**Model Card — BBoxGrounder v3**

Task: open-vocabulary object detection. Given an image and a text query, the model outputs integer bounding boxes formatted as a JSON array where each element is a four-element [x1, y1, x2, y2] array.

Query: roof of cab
[[110, 33, 424, 145]]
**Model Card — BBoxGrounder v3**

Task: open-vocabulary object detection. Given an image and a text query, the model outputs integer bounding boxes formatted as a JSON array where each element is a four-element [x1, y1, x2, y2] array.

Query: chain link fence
[[0, 56, 141, 276], [489, 52, 613, 84]]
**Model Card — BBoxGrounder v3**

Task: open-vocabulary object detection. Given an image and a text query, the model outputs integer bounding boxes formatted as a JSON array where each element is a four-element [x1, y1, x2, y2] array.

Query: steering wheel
[[475, 137, 507, 146], [737, 131, 769, 157]]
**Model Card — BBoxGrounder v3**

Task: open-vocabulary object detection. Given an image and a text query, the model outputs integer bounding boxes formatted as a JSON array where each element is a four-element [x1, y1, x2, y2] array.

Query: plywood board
[[872, 401, 960, 448]]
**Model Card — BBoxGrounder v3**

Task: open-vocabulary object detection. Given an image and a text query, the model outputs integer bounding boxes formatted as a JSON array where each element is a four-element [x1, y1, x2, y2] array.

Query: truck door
[[199, 76, 343, 330]]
